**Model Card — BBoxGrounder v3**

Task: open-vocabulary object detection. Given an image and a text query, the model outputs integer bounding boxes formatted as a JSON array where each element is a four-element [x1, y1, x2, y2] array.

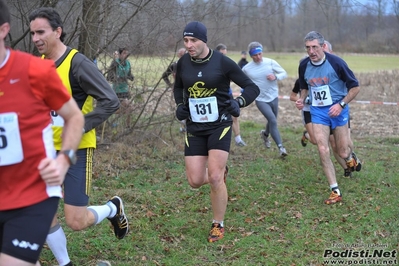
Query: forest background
[[5, 0, 399, 60], [5, 0, 399, 139]]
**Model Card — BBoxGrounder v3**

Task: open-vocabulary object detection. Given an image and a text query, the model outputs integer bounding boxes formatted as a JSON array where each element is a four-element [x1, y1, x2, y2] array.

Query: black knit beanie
[[183, 21, 207, 43]]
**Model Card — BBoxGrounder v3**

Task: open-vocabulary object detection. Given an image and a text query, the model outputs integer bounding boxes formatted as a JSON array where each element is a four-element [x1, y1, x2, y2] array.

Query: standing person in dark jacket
[[29, 7, 128, 266], [107, 47, 134, 127], [174, 21, 259, 243], [107, 47, 134, 99], [162, 47, 186, 89], [237, 50, 249, 69], [162, 47, 187, 132]]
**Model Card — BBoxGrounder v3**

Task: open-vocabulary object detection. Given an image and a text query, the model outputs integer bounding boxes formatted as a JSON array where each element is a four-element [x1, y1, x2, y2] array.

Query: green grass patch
[[39, 122, 399, 266], [226, 52, 399, 77]]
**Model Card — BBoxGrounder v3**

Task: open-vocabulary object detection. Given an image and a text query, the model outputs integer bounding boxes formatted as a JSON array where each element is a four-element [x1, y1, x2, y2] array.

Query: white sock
[[235, 135, 242, 143], [46, 223, 70, 266], [87, 203, 115, 225], [330, 183, 340, 195], [212, 220, 224, 227]]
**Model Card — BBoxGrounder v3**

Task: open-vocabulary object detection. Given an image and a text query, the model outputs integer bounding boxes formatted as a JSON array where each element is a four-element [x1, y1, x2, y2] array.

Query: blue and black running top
[[298, 52, 359, 105], [174, 49, 259, 135]]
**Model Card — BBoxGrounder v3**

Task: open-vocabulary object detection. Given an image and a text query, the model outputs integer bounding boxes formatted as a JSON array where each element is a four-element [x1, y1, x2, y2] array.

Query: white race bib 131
[[189, 96, 219, 123]]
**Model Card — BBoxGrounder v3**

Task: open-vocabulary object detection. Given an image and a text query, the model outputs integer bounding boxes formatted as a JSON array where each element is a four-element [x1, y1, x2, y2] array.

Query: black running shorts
[[184, 125, 232, 156], [63, 148, 94, 206], [0, 197, 59, 264], [302, 110, 312, 125]]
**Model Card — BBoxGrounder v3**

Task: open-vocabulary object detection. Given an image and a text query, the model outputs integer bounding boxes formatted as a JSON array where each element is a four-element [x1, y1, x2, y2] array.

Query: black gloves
[[176, 104, 190, 120], [224, 99, 240, 117]]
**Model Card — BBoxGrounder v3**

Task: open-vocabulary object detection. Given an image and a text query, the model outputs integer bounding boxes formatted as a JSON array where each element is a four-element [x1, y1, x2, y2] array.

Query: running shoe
[[260, 130, 271, 148], [301, 131, 308, 147], [351, 151, 362, 172], [224, 166, 229, 183], [346, 157, 358, 172], [107, 196, 129, 239], [208, 223, 225, 243], [344, 168, 352, 178], [324, 191, 342, 205], [235, 140, 247, 147], [279, 146, 288, 157]]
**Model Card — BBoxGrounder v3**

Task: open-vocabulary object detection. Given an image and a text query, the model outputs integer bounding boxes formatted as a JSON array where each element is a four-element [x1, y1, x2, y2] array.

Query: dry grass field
[[148, 69, 399, 139], [233, 70, 399, 138], [98, 53, 399, 142]]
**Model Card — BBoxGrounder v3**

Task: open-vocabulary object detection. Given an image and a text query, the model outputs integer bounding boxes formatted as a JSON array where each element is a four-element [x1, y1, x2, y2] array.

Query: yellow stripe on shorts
[[85, 148, 94, 196], [220, 126, 231, 140]]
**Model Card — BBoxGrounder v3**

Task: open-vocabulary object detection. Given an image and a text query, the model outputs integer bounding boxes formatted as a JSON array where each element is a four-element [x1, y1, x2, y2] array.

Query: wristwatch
[[236, 96, 245, 107], [60, 150, 77, 165], [339, 101, 347, 109]]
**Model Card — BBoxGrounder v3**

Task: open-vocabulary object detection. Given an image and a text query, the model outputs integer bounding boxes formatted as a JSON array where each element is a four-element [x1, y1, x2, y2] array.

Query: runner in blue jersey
[[295, 31, 361, 205]]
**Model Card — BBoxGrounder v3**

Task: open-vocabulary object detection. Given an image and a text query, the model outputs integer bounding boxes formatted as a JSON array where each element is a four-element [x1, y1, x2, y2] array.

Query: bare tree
[[78, 0, 101, 59], [4, 0, 399, 142], [394, 0, 399, 20]]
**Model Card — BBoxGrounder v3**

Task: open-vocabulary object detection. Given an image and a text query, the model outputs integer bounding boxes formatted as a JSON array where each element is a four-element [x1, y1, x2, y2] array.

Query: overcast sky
[[351, 0, 397, 13]]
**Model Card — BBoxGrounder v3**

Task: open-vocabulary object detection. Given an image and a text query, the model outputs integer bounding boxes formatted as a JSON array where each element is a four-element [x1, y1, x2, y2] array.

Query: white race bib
[[50, 110, 64, 127], [0, 112, 24, 166], [311, 85, 333, 106], [188, 96, 219, 123]]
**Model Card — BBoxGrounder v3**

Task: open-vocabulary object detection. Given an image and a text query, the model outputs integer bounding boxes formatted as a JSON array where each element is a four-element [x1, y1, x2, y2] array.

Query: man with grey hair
[[324, 40, 333, 53], [295, 31, 361, 204], [296, 40, 361, 179], [242, 41, 288, 157]]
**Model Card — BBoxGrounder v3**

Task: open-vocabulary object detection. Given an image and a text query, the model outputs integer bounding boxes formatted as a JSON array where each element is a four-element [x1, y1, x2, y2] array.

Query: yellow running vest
[[47, 49, 96, 150]]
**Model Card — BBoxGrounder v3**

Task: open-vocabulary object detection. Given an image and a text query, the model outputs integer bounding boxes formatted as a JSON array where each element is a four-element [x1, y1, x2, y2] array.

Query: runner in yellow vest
[[30, 7, 128, 266]]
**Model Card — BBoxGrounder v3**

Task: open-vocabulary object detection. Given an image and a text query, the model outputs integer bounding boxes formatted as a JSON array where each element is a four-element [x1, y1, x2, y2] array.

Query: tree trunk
[[78, 0, 101, 60]]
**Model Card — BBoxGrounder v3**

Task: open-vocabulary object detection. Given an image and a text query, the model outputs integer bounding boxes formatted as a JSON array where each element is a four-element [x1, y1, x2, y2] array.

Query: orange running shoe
[[208, 223, 225, 243], [346, 157, 357, 172], [324, 191, 342, 205]]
